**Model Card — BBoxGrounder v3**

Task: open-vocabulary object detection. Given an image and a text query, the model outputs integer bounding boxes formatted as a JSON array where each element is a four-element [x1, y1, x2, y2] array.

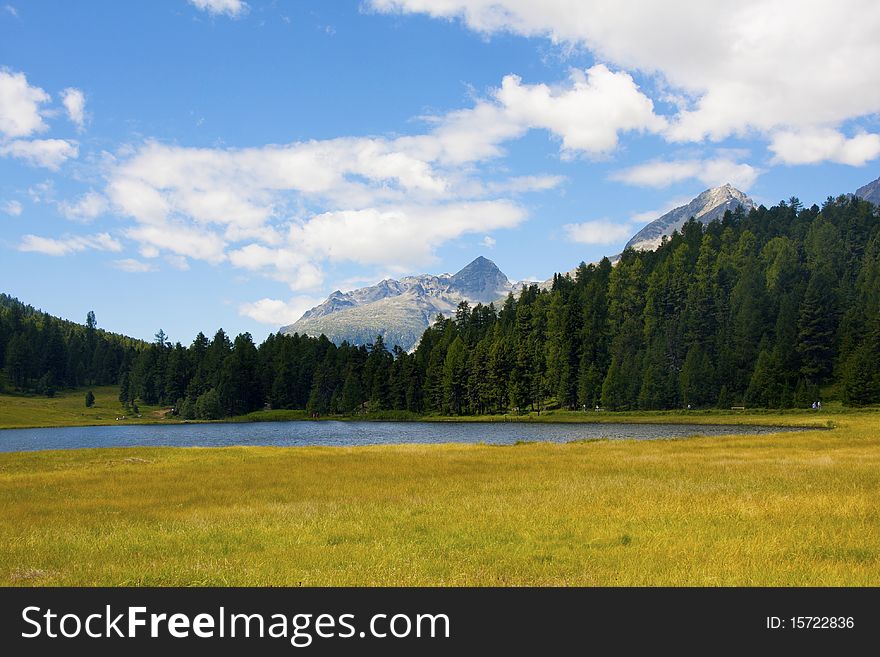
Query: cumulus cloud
[[769, 128, 880, 166], [289, 201, 525, 268], [239, 296, 323, 326], [60, 88, 86, 130], [482, 235, 496, 249], [113, 258, 157, 273], [564, 219, 633, 245], [189, 0, 248, 18], [610, 157, 760, 190], [0, 69, 50, 138], [0, 138, 78, 169], [225, 200, 524, 291], [2, 199, 22, 216], [107, 138, 448, 233], [400, 65, 662, 163], [18, 232, 122, 256], [165, 254, 190, 270], [58, 190, 107, 221], [495, 66, 665, 156], [104, 64, 652, 283], [371, 0, 880, 161], [125, 221, 227, 264]]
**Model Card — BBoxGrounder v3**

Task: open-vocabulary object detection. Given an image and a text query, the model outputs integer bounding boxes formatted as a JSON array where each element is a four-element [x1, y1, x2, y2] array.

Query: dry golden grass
[[1, 412, 878, 586]]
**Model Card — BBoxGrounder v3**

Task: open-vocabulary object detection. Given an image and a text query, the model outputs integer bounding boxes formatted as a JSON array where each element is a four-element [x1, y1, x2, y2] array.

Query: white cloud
[[125, 221, 227, 264], [58, 190, 107, 221], [60, 88, 86, 130], [100, 65, 658, 295], [564, 219, 633, 245], [27, 180, 54, 203], [18, 232, 122, 256], [399, 65, 662, 163], [290, 201, 525, 268], [482, 235, 496, 249], [239, 296, 323, 326], [0, 69, 50, 138], [611, 157, 760, 190], [107, 138, 448, 234], [189, 0, 248, 18], [769, 128, 880, 166], [165, 254, 190, 270], [3, 5, 17, 17], [226, 200, 524, 291], [227, 244, 322, 290], [0, 138, 78, 169], [484, 175, 565, 195], [105, 65, 640, 276], [113, 258, 156, 273], [495, 66, 665, 156], [2, 199, 22, 216], [371, 0, 880, 160]]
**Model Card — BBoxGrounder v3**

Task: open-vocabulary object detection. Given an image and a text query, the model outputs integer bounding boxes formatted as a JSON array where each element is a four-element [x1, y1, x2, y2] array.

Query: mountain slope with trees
[[0, 296, 144, 396]]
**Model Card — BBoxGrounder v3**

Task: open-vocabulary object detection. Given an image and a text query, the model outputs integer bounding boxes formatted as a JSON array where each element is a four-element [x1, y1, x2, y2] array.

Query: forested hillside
[[0, 296, 144, 396], [4, 193, 879, 417], [110, 194, 880, 418]]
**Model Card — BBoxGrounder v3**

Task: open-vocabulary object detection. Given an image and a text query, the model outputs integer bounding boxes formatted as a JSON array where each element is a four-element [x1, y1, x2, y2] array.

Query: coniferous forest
[[2, 194, 879, 418]]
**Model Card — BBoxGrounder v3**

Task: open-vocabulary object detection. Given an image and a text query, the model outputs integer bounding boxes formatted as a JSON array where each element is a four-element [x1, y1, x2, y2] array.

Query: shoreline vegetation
[[0, 412, 876, 586], [0, 385, 860, 432]]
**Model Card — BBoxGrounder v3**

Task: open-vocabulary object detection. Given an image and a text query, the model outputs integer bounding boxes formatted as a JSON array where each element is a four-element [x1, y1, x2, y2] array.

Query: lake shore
[[1, 385, 859, 431]]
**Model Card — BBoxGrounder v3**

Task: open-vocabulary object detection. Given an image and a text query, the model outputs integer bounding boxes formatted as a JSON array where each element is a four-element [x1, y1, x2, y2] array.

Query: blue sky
[[2, 0, 879, 343]]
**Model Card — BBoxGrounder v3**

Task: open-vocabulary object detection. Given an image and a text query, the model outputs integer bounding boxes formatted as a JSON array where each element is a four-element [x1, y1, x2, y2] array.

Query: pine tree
[[797, 268, 838, 384], [841, 342, 880, 406], [119, 371, 131, 407], [442, 336, 468, 414]]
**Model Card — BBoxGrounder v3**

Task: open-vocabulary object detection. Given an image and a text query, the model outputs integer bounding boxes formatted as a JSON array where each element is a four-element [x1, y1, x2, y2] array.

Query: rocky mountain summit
[[625, 184, 755, 252], [855, 174, 880, 205], [282, 257, 516, 351]]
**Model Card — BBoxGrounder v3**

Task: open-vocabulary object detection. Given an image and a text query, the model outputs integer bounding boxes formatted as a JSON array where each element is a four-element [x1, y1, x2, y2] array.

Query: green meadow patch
[[0, 386, 168, 430]]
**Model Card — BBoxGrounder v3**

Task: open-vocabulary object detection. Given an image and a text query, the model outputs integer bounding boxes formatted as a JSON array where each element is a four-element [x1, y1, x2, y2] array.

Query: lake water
[[0, 420, 805, 452]]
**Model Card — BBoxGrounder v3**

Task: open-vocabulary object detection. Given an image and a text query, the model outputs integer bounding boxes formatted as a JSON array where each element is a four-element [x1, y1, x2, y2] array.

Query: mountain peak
[[625, 184, 754, 251], [282, 256, 515, 350], [454, 255, 501, 276], [699, 183, 750, 202], [450, 256, 510, 303]]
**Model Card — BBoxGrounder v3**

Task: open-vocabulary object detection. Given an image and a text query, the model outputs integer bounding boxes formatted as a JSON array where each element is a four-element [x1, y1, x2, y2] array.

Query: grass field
[[1, 411, 878, 586], [0, 386, 169, 429]]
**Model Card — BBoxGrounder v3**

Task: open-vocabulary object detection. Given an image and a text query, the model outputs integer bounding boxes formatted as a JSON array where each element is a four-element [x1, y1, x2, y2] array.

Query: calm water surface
[[0, 420, 803, 452]]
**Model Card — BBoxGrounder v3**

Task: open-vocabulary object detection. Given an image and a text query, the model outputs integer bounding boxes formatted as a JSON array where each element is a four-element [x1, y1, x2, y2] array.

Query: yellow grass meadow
[[1, 411, 878, 586]]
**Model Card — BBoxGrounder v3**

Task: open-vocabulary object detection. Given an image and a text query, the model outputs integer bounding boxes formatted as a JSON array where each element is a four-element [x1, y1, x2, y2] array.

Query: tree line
[[0, 296, 142, 396], [3, 193, 879, 416]]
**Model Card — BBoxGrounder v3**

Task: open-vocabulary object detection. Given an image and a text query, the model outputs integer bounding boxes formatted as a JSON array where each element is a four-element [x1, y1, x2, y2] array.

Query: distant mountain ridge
[[625, 184, 755, 251], [540, 183, 754, 288], [282, 256, 517, 351], [855, 174, 880, 205]]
